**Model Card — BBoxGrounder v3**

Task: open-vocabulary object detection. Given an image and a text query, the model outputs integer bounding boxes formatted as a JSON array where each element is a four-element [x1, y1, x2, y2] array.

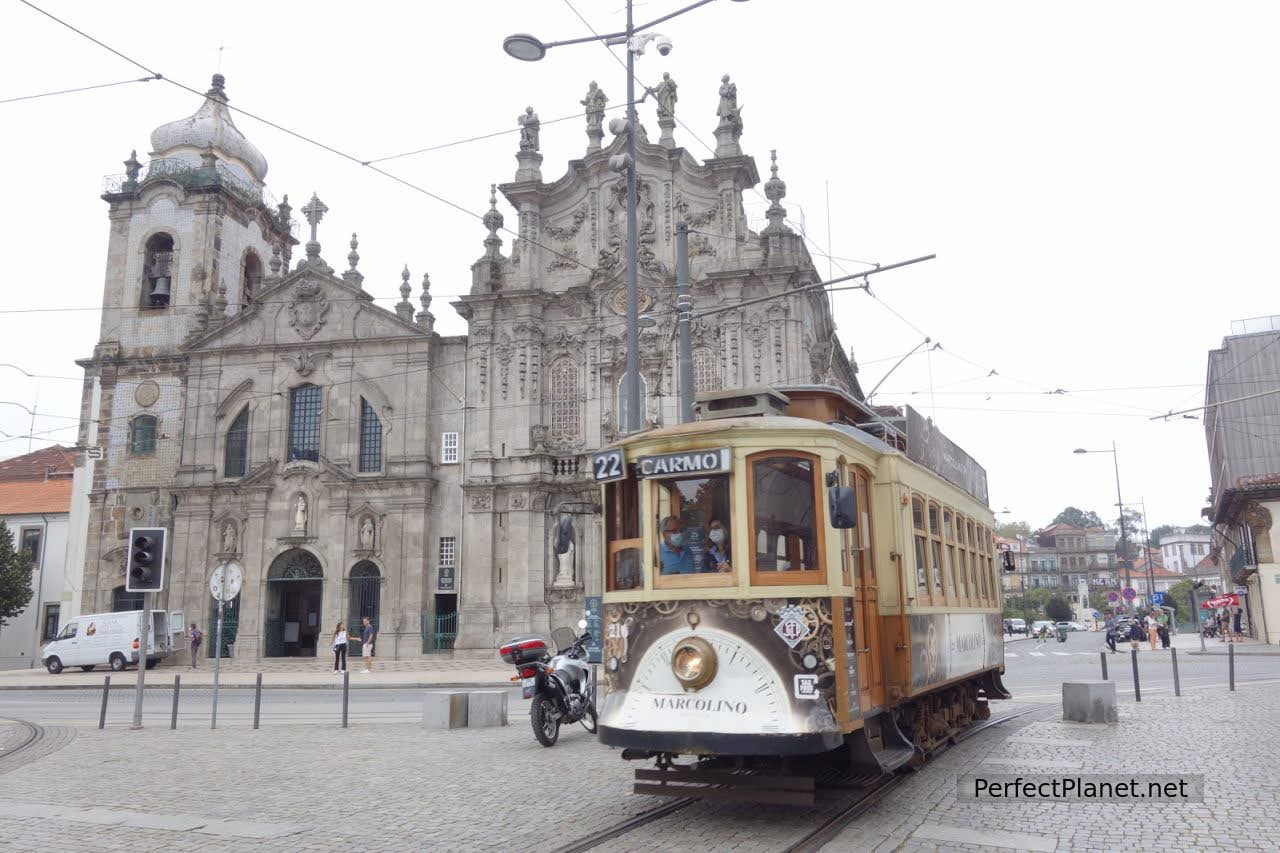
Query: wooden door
[[849, 465, 886, 711]]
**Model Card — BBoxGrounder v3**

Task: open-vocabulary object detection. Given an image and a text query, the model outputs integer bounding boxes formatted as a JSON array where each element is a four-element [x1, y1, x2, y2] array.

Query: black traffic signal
[[125, 527, 167, 593]]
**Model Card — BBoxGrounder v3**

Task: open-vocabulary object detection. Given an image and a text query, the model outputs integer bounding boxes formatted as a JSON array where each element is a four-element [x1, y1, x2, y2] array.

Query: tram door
[[847, 464, 885, 711]]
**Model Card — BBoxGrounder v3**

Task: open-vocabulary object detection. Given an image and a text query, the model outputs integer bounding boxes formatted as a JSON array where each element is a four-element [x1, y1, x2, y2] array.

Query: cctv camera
[[655, 35, 673, 56]]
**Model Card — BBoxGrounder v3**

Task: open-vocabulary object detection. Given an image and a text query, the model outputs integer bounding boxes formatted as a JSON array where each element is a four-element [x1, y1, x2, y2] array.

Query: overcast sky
[[1, 0, 1275, 534]]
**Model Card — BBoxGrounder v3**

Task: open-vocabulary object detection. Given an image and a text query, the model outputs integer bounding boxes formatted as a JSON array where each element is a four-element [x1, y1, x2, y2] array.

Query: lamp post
[[1073, 442, 1132, 612], [504, 0, 749, 434]]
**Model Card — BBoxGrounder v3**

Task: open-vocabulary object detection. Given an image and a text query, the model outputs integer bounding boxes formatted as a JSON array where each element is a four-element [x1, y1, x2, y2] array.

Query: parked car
[[40, 610, 172, 674], [1055, 621, 1087, 633], [1031, 620, 1056, 637], [1007, 618, 1028, 635]]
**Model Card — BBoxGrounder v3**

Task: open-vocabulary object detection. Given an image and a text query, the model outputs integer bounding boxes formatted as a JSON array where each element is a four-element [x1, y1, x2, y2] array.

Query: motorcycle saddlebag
[[499, 636, 549, 666]]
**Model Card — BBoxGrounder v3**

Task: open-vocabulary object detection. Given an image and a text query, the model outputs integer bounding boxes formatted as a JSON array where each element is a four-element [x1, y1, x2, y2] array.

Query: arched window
[[288, 384, 322, 462], [112, 586, 143, 612], [130, 415, 157, 455], [224, 407, 249, 477], [358, 398, 382, 472], [241, 251, 263, 305], [549, 358, 581, 443], [693, 347, 720, 393], [142, 233, 174, 309], [616, 372, 649, 429]]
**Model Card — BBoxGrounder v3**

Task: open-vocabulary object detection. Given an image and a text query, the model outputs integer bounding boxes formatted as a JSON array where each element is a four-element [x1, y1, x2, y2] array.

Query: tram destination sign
[[637, 448, 731, 480]]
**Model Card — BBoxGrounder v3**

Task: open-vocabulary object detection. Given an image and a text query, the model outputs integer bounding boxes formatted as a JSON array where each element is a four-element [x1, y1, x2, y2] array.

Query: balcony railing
[[550, 456, 582, 477], [102, 158, 294, 233]]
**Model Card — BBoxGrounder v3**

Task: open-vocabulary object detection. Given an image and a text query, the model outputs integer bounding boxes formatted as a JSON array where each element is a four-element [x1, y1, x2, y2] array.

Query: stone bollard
[[467, 691, 509, 727], [422, 692, 468, 729], [1062, 680, 1118, 724]]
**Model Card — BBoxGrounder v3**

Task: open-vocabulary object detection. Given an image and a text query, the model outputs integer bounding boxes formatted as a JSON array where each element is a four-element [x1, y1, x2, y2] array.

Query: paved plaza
[[0, 666, 1277, 851]]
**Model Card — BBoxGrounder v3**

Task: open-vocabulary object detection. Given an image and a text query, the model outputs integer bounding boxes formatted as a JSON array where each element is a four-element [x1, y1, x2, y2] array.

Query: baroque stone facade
[[72, 74, 858, 657]]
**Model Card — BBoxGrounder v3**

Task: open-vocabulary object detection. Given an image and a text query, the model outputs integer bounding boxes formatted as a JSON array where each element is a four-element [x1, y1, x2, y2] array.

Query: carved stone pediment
[[287, 279, 330, 340]]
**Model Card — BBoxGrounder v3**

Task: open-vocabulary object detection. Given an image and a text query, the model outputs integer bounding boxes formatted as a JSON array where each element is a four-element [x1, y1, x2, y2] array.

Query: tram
[[591, 386, 1010, 803]]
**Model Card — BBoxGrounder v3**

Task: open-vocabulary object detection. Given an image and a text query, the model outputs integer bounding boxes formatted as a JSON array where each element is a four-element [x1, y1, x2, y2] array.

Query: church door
[[265, 550, 324, 657], [348, 561, 381, 645]]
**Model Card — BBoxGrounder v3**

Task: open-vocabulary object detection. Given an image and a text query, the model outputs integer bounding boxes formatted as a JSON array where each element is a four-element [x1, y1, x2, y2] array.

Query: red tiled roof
[[0, 479, 71, 515], [0, 445, 75, 481], [1194, 553, 1215, 570]]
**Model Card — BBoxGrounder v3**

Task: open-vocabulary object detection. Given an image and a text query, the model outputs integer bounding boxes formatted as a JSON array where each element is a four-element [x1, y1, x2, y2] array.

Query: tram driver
[[659, 515, 696, 574]]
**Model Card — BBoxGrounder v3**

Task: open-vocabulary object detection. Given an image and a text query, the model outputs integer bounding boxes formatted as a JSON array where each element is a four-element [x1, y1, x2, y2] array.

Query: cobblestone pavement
[[1, 681, 1277, 851]]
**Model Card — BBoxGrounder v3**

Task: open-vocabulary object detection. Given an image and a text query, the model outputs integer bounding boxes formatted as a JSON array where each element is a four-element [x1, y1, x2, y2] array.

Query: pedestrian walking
[[1145, 612, 1159, 650], [1128, 619, 1144, 651], [1156, 610, 1170, 649], [1232, 606, 1244, 642], [1036, 624, 1049, 645], [332, 621, 348, 673], [188, 623, 202, 669], [360, 617, 376, 673], [1105, 622, 1118, 653], [1218, 608, 1231, 643]]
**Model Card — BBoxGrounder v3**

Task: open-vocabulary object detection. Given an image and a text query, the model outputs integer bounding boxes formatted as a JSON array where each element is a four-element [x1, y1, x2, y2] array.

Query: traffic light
[[125, 527, 167, 593]]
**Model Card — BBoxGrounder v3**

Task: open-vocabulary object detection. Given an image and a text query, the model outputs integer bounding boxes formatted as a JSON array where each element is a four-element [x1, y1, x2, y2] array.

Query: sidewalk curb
[[0, 680, 516, 692], [1187, 649, 1280, 657]]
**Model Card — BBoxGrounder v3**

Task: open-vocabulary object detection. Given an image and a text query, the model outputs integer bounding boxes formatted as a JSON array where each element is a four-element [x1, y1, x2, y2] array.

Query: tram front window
[[749, 453, 824, 581], [606, 474, 642, 591], [652, 474, 732, 579]]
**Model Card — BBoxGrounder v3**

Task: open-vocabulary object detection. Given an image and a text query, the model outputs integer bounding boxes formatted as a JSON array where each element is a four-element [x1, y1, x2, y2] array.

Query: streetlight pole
[[1074, 442, 1132, 612], [503, 0, 749, 434]]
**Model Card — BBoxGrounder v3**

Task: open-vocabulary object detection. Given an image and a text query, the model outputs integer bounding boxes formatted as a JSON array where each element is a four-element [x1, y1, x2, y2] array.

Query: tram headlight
[[671, 636, 717, 691]]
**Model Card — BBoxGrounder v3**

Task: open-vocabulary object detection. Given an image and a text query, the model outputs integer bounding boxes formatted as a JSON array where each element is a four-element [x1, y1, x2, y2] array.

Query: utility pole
[[622, 0, 641, 434], [675, 221, 694, 423], [130, 593, 150, 729]]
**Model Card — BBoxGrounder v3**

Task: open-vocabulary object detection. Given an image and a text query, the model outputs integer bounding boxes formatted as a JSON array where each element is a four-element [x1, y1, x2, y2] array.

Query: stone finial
[[515, 107, 543, 181], [482, 184, 504, 258], [396, 265, 415, 320], [581, 81, 608, 153], [654, 73, 678, 149], [762, 149, 790, 234], [300, 192, 331, 271], [278, 193, 292, 228], [209, 73, 227, 100], [343, 232, 364, 288], [123, 149, 142, 184], [268, 244, 283, 277], [713, 73, 744, 158], [215, 279, 229, 315], [416, 273, 435, 333]]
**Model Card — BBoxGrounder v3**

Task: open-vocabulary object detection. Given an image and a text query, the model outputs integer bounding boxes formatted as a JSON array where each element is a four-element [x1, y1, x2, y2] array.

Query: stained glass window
[[288, 384, 321, 462], [358, 398, 382, 472], [549, 358, 581, 443]]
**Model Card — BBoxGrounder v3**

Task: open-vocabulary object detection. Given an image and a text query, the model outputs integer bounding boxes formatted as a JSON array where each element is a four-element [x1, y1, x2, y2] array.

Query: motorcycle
[[499, 619, 598, 747]]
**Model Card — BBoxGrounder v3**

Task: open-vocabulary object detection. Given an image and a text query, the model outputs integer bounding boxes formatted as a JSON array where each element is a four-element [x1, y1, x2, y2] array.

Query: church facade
[[72, 73, 858, 658]]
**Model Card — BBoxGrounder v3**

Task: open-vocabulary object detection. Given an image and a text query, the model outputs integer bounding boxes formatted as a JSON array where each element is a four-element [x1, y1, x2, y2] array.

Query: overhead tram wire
[[0, 73, 161, 105], [14, 1, 632, 296]]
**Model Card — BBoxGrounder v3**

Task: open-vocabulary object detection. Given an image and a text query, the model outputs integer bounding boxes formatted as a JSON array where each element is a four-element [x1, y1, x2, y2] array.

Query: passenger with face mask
[[707, 518, 732, 573], [659, 515, 696, 574]]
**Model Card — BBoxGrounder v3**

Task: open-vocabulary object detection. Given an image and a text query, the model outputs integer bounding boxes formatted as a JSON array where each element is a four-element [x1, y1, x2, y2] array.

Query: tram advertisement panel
[[600, 598, 844, 740], [908, 613, 1003, 690]]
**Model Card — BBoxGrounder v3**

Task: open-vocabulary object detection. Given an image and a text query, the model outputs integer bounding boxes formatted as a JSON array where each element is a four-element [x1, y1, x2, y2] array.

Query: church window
[[129, 415, 157, 455], [112, 586, 143, 612], [288, 384, 322, 463], [616, 372, 649, 429], [141, 233, 174, 309], [441, 432, 460, 464], [241, 251, 263, 304], [359, 398, 382, 473], [549, 358, 581, 443], [224, 407, 249, 477], [693, 347, 720, 393]]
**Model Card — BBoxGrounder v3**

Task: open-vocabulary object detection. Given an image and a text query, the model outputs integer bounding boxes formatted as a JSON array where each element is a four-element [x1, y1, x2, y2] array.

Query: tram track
[[0, 718, 47, 773], [553, 703, 1052, 853]]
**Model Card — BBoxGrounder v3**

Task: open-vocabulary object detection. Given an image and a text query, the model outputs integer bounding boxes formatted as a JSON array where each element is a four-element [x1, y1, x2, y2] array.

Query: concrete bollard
[[422, 692, 468, 729], [1062, 680, 1118, 724], [467, 691, 509, 727]]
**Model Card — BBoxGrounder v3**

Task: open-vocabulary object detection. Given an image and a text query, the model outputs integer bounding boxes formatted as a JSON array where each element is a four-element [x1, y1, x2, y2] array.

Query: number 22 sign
[[591, 449, 626, 483]]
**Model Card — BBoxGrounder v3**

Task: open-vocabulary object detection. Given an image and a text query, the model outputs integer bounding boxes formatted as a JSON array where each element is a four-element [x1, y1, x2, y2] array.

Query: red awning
[[1201, 593, 1239, 609]]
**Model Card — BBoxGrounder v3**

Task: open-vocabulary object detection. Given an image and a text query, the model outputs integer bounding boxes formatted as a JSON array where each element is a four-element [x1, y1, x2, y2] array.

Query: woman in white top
[[332, 622, 349, 672]]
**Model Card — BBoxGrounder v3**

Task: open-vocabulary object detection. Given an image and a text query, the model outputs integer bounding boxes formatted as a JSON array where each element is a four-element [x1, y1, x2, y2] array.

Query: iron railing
[[421, 611, 458, 653], [102, 159, 295, 235]]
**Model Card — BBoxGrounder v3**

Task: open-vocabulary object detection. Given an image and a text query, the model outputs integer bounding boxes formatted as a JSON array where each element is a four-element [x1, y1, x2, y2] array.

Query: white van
[[40, 610, 172, 674]]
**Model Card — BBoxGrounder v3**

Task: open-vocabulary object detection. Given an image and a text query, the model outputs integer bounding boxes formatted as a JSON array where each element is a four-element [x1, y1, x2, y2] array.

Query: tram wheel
[[531, 697, 560, 747]]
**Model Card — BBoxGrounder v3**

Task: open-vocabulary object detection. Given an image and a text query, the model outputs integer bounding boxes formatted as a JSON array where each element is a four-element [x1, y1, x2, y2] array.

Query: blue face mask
[[666, 532, 685, 548]]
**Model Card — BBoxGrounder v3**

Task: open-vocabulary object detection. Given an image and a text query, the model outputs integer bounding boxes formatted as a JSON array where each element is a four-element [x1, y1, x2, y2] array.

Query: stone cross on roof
[[302, 192, 328, 244]]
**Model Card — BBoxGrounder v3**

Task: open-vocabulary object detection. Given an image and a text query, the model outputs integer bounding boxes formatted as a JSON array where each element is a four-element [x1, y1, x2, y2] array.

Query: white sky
[[1, 0, 1275, 534]]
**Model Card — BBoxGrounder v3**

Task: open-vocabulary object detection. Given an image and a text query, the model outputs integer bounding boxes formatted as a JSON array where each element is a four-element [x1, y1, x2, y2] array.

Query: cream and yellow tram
[[592, 387, 1009, 800]]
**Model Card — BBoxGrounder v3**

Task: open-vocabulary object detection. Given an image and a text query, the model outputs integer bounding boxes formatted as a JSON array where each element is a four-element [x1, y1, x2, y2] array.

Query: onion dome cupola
[[148, 74, 269, 185]]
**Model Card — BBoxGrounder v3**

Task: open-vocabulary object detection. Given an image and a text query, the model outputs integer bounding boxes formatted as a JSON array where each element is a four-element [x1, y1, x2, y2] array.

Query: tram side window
[[945, 510, 964, 600], [852, 467, 873, 581], [928, 503, 944, 596], [983, 526, 996, 604], [912, 497, 928, 597], [652, 473, 732, 578], [606, 473, 642, 591], [749, 453, 823, 577]]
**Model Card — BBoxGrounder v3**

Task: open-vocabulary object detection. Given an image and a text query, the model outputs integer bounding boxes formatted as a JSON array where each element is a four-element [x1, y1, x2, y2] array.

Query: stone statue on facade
[[552, 514, 576, 587], [581, 82, 608, 152], [716, 74, 738, 126], [221, 522, 237, 553], [294, 495, 308, 533], [518, 107, 541, 152], [654, 73, 678, 148], [714, 74, 744, 157], [359, 517, 375, 550]]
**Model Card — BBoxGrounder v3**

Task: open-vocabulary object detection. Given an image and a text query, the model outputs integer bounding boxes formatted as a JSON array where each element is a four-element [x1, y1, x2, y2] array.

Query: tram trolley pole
[[170, 674, 181, 730], [1099, 651, 1108, 681], [1130, 649, 1141, 702], [98, 675, 111, 729]]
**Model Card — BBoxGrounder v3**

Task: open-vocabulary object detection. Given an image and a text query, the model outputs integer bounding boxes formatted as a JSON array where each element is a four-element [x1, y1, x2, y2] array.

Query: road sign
[[1150, 592, 1166, 605], [1122, 587, 1137, 601], [1107, 591, 1119, 602], [1235, 586, 1248, 597]]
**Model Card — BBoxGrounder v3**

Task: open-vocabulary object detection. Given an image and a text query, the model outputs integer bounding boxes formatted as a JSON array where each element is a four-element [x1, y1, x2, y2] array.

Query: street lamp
[[1073, 442, 1132, 612], [504, 0, 748, 433]]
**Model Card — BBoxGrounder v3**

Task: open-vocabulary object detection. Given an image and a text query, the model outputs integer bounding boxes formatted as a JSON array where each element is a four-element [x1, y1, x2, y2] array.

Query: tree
[[0, 524, 35, 628], [995, 520, 1031, 539], [1167, 578, 1193, 625], [1052, 507, 1104, 528], [1044, 594, 1074, 622], [1148, 524, 1181, 547], [1185, 524, 1211, 535], [1088, 590, 1115, 616]]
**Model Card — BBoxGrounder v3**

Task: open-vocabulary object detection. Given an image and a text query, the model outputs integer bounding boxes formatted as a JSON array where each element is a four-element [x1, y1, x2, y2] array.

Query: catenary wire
[[0, 73, 161, 105]]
